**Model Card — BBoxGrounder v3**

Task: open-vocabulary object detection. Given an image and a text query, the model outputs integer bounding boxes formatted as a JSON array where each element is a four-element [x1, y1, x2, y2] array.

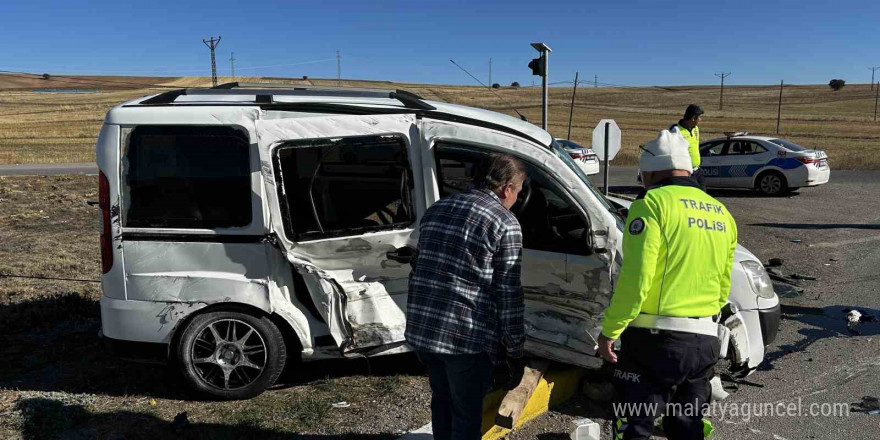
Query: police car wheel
[[757, 171, 788, 196], [177, 310, 287, 400]]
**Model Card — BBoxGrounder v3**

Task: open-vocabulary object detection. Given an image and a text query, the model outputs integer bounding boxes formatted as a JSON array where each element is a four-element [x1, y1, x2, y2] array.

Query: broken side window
[[436, 142, 592, 256], [274, 135, 414, 242], [123, 125, 252, 229]]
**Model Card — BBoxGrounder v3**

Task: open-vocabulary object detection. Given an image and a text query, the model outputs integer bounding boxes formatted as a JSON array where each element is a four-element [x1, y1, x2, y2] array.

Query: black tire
[[177, 310, 286, 400], [756, 171, 788, 196]]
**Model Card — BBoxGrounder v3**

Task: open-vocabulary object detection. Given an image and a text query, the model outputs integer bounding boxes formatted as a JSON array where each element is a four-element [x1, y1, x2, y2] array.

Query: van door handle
[[386, 246, 414, 264]]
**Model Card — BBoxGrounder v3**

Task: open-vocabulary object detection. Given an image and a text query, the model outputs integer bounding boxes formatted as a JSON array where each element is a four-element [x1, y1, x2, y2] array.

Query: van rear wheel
[[177, 310, 286, 400]]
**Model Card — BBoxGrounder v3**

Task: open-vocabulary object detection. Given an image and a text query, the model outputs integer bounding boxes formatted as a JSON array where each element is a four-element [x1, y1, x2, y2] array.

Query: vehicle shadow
[[758, 304, 880, 371], [12, 397, 416, 440], [708, 188, 802, 198], [750, 223, 880, 230], [0, 292, 426, 400]]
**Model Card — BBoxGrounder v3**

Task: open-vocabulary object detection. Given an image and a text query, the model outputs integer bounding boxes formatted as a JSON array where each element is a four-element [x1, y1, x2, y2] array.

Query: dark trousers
[[415, 351, 494, 440], [693, 168, 707, 191], [612, 328, 720, 440]]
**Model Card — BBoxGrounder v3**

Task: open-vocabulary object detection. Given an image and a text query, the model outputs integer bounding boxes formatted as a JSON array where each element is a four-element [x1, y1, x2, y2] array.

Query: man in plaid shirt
[[405, 153, 528, 440]]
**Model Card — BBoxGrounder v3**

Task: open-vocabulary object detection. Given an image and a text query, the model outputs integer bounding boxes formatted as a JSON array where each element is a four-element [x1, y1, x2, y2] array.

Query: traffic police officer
[[597, 129, 737, 440], [670, 104, 704, 188]]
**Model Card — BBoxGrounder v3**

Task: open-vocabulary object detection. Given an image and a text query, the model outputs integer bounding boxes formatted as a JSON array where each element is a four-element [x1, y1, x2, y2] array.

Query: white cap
[[639, 130, 692, 172]]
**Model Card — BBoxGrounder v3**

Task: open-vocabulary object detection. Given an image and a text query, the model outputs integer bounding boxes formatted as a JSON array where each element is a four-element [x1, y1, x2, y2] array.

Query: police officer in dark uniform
[[597, 130, 738, 439]]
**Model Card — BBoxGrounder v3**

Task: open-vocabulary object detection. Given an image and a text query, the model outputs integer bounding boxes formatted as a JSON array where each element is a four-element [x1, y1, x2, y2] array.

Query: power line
[[870, 67, 880, 90], [0, 273, 100, 283], [714, 72, 731, 110], [449, 59, 528, 121], [202, 36, 221, 87]]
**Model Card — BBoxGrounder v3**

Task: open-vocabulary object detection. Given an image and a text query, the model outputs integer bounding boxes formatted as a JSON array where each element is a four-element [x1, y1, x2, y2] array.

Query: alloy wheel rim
[[762, 175, 781, 193], [191, 319, 267, 390]]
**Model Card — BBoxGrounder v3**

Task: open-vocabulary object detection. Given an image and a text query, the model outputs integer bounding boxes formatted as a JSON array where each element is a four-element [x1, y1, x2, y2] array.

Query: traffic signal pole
[[530, 43, 552, 130]]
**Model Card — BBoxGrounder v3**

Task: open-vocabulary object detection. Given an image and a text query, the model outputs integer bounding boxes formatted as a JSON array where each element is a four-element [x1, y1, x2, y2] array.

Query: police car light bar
[[723, 131, 750, 137]]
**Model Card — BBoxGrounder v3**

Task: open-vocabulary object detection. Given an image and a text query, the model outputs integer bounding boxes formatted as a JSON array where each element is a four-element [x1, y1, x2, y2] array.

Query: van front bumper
[[759, 303, 781, 346]]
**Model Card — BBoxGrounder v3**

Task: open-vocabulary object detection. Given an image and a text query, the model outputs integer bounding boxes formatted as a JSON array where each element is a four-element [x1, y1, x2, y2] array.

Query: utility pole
[[594, 74, 598, 88], [337, 50, 342, 86], [229, 52, 236, 81], [870, 67, 879, 90], [776, 80, 784, 134], [715, 72, 731, 110], [203, 36, 221, 87], [874, 82, 879, 121], [489, 58, 492, 86], [567, 71, 579, 140]]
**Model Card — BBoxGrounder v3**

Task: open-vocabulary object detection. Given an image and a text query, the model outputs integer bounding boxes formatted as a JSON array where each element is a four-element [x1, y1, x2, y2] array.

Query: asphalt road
[[513, 167, 880, 440], [0, 162, 96, 176]]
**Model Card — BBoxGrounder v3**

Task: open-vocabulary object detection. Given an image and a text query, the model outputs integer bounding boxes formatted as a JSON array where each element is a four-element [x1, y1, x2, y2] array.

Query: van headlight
[[740, 261, 775, 299]]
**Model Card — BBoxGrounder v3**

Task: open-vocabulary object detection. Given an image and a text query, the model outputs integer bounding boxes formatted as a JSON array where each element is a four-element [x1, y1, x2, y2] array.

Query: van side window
[[436, 143, 592, 256], [274, 135, 415, 242], [123, 125, 251, 229]]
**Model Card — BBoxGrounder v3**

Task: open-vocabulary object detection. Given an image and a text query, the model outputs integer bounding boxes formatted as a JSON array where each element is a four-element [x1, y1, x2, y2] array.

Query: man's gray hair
[[472, 153, 528, 193]]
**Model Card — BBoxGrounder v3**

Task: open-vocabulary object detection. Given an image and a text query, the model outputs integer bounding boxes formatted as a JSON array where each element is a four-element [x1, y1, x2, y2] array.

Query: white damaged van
[[96, 83, 780, 399]]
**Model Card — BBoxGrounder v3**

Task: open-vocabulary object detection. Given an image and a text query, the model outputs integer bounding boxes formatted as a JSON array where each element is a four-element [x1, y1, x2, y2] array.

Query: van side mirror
[[581, 229, 607, 255]]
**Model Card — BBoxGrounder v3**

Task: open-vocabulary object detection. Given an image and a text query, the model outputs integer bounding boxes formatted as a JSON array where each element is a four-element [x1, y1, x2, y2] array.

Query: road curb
[[480, 366, 585, 440]]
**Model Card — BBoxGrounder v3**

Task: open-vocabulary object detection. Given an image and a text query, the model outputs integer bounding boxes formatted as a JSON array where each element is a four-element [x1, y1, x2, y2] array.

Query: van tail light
[[796, 157, 820, 166], [99, 171, 113, 274], [568, 150, 586, 160]]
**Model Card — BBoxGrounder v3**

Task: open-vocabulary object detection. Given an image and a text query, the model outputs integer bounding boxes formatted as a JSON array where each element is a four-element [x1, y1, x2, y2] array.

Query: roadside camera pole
[[603, 121, 610, 196], [567, 71, 579, 140], [530, 43, 552, 130], [776, 80, 784, 134]]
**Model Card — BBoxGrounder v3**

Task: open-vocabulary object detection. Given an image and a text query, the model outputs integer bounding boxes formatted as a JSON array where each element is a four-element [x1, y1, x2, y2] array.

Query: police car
[[557, 138, 601, 175], [699, 133, 830, 196]]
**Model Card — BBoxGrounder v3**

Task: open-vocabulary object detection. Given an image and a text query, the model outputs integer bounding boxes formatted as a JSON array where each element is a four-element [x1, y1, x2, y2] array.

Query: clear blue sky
[[2, 0, 879, 86]]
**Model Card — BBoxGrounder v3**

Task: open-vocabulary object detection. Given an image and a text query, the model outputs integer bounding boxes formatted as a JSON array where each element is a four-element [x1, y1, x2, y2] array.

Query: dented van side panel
[[255, 114, 421, 354]]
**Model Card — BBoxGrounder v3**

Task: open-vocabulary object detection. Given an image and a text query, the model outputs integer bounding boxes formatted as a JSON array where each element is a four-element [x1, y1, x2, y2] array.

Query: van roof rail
[[138, 82, 436, 110]]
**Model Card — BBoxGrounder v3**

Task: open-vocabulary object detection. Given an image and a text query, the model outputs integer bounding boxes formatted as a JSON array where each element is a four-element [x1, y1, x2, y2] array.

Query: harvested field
[[1, 74, 878, 169]]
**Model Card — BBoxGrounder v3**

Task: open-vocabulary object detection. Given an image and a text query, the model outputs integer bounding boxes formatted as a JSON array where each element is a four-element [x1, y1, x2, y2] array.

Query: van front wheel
[[177, 310, 286, 400]]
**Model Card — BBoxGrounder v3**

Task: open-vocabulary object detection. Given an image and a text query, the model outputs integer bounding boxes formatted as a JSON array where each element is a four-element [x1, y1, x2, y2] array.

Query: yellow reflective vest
[[601, 178, 737, 340], [673, 123, 701, 169]]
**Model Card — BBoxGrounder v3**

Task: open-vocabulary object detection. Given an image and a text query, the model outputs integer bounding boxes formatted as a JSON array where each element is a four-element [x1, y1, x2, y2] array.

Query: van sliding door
[[256, 114, 424, 354]]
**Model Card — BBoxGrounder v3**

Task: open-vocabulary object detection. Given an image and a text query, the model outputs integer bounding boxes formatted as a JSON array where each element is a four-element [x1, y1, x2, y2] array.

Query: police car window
[[701, 141, 726, 157], [769, 138, 807, 152], [123, 125, 251, 229], [436, 143, 592, 256], [740, 142, 767, 155], [273, 135, 414, 242], [729, 141, 766, 155]]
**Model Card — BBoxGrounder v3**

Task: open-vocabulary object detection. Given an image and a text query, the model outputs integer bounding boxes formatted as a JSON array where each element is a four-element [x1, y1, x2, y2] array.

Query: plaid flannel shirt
[[404, 187, 525, 359]]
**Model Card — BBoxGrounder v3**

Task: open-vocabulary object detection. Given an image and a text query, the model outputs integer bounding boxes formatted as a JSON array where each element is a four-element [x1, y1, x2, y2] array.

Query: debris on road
[[766, 258, 783, 267], [570, 418, 601, 440], [844, 309, 878, 335], [861, 396, 880, 410], [331, 401, 351, 409], [791, 239, 802, 243], [788, 273, 818, 281]]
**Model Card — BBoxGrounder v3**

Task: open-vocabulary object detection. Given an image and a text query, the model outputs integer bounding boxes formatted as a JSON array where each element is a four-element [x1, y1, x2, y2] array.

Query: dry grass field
[[0, 175, 432, 439], [1, 73, 879, 168]]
